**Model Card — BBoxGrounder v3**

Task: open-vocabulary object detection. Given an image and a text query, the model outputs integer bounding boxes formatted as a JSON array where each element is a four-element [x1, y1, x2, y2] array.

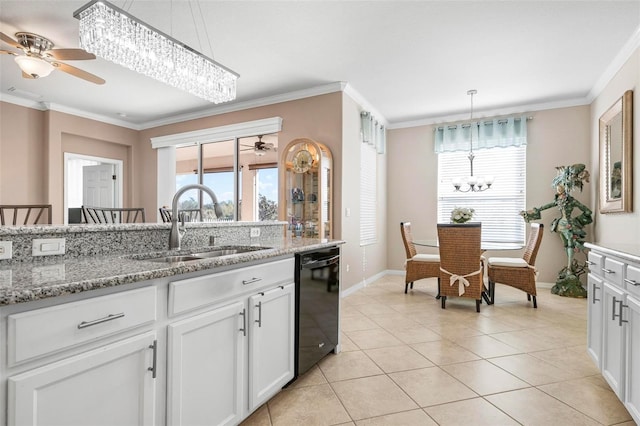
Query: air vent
[[7, 87, 42, 100]]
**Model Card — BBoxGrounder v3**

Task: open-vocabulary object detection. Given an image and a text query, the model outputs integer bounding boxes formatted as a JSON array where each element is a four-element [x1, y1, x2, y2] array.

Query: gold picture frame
[[599, 90, 633, 213]]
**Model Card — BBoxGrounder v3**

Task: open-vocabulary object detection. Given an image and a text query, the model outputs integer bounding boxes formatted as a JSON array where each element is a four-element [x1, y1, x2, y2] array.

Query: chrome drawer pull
[[612, 297, 619, 321], [602, 268, 616, 274], [619, 301, 629, 327], [255, 301, 262, 327], [624, 278, 640, 286], [239, 309, 247, 336], [592, 282, 600, 304], [148, 340, 157, 378], [77, 312, 125, 329], [242, 277, 262, 285], [586, 260, 596, 266]]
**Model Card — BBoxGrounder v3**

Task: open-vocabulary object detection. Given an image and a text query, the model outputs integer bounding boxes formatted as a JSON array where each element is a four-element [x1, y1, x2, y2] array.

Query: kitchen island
[[0, 222, 343, 426]]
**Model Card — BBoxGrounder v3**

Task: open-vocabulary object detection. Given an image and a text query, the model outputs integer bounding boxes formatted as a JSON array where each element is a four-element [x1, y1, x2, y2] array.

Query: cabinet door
[[587, 273, 604, 368], [167, 301, 245, 426], [602, 281, 626, 399], [624, 294, 640, 424], [8, 331, 157, 426], [248, 283, 295, 412]]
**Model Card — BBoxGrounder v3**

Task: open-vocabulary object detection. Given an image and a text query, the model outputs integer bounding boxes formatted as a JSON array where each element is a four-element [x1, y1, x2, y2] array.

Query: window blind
[[437, 146, 526, 244], [360, 142, 377, 245]]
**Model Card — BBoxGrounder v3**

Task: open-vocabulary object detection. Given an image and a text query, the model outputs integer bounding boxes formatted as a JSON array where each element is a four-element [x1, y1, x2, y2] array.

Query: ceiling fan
[[241, 135, 276, 156], [0, 32, 105, 84]]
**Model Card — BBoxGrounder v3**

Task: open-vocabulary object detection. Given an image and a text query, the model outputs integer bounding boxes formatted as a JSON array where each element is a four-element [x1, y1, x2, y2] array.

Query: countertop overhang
[[0, 238, 343, 306]]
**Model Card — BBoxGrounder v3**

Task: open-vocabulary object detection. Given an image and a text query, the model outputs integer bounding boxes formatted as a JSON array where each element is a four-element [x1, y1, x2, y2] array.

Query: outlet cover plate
[[0, 241, 12, 260], [250, 228, 261, 237], [32, 238, 66, 256]]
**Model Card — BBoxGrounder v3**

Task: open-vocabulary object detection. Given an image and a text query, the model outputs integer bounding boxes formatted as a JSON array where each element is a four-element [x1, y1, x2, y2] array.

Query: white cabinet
[[601, 281, 626, 398], [624, 294, 640, 422], [167, 258, 295, 425], [248, 284, 295, 411], [167, 301, 245, 426], [587, 273, 603, 368], [585, 243, 640, 425], [8, 331, 157, 426]]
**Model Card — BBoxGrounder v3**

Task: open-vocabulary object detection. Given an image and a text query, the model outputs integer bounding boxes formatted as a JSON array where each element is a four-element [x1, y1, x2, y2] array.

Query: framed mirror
[[599, 90, 633, 213]]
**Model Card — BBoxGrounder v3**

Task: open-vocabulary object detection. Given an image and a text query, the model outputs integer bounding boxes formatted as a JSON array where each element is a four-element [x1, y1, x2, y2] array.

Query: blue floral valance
[[434, 116, 528, 153], [361, 111, 386, 154]]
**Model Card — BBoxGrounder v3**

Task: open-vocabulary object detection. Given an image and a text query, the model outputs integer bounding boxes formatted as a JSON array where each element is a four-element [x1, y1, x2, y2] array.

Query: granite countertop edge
[[0, 239, 344, 306]]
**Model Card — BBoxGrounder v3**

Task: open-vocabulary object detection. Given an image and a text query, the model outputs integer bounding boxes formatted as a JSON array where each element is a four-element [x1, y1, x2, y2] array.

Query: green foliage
[[259, 195, 278, 221]]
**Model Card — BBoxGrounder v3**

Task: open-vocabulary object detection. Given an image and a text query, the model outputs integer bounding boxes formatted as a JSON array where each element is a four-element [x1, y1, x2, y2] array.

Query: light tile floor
[[241, 275, 636, 426]]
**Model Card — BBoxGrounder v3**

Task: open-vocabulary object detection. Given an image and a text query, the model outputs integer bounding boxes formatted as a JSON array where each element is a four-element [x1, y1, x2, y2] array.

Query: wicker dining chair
[[400, 222, 440, 295], [0, 204, 52, 225], [487, 223, 544, 308], [437, 223, 484, 312]]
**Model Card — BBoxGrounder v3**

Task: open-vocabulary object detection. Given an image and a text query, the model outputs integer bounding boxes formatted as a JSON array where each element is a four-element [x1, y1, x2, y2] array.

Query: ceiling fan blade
[[47, 48, 95, 61], [0, 32, 22, 50], [0, 49, 17, 55], [22, 71, 36, 79], [53, 61, 105, 85]]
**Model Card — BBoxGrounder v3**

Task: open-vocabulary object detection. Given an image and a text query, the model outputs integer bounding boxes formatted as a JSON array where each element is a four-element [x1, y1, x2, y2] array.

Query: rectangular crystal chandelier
[[74, 0, 239, 103]]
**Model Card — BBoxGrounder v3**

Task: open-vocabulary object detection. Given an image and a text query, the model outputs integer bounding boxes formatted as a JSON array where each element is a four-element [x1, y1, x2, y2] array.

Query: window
[[437, 145, 526, 244], [360, 142, 377, 245]]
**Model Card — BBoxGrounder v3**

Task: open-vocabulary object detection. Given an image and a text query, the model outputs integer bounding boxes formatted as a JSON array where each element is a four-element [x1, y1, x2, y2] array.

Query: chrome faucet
[[169, 184, 223, 250]]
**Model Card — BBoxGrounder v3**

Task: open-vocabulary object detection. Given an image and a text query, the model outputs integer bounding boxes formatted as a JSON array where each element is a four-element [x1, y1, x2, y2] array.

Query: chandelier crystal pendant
[[453, 89, 494, 192], [73, 0, 239, 103]]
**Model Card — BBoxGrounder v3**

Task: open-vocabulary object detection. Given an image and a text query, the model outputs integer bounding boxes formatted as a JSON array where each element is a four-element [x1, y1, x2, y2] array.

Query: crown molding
[[388, 96, 590, 130], [140, 82, 347, 130], [588, 25, 640, 102], [342, 83, 389, 127], [0, 93, 47, 111]]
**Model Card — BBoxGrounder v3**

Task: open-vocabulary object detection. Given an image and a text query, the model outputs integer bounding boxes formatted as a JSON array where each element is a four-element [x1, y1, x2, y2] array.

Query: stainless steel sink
[[141, 246, 269, 263], [146, 255, 204, 263]]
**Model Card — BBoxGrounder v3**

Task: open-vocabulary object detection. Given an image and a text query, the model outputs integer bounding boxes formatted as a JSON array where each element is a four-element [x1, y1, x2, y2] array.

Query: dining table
[[413, 239, 524, 305]]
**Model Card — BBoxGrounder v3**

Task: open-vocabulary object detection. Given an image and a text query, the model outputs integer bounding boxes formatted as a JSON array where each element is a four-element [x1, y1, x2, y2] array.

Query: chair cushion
[[488, 257, 528, 268], [412, 254, 440, 263]]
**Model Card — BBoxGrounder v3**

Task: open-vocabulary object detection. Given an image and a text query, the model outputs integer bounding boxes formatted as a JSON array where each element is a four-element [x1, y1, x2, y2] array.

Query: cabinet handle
[[239, 309, 247, 336], [586, 260, 596, 266], [148, 340, 157, 379], [242, 277, 262, 285], [624, 278, 640, 286], [618, 301, 629, 327], [612, 296, 619, 321], [77, 312, 125, 329], [592, 282, 600, 304], [255, 301, 262, 327], [602, 268, 616, 274]]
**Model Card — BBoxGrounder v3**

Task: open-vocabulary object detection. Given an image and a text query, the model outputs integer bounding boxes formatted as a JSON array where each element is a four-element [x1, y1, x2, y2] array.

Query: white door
[[8, 332, 157, 426], [587, 273, 604, 368], [602, 281, 626, 399], [83, 164, 115, 208], [167, 301, 245, 426], [625, 294, 640, 424], [248, 283, 295, 412]]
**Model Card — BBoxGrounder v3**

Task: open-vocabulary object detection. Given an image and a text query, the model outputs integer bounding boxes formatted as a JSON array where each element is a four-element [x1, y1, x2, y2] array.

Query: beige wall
[[386, 105, 591, 284], [0, 103, 46, 204], [590, 46, 640, 244]]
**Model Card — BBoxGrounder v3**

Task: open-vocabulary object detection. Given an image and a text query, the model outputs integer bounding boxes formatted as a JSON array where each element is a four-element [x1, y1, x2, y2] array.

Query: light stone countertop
[[585, 242, 640, 264], [0, 238, 343, 306]]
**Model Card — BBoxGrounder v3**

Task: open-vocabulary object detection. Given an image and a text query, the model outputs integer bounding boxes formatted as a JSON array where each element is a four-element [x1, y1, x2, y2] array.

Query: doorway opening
[[63, 153, 123, 224]]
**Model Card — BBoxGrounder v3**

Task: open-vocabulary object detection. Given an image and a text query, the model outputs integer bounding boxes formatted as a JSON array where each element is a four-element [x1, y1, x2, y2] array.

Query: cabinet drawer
[[602, 257, 624, 287], [626, 265, 640, 298], [8, 286, 157, 365], [169, 258, 294, 316], [588, 251, 604, 277]]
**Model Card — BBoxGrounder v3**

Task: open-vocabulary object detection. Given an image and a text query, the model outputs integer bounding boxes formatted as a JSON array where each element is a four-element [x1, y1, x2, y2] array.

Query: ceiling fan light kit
[[14, 55, 54, 78], [73, 0, 239, 104]]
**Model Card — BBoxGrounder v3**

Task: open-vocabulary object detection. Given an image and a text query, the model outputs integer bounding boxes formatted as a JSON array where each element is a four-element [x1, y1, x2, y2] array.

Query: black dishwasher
[[294, 246, 340, 378]]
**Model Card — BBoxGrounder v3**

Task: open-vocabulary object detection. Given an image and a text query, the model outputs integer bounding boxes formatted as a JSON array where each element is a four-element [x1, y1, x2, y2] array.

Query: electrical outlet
[[0, 241, 12, 260], [346, 264, 350, 272], [32, 238, 66, 256], [250, 228, 261, 238]]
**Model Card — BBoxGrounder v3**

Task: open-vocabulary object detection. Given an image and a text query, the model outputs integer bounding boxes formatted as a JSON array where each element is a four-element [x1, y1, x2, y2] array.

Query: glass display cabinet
[[281, 138, 333, 239]]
